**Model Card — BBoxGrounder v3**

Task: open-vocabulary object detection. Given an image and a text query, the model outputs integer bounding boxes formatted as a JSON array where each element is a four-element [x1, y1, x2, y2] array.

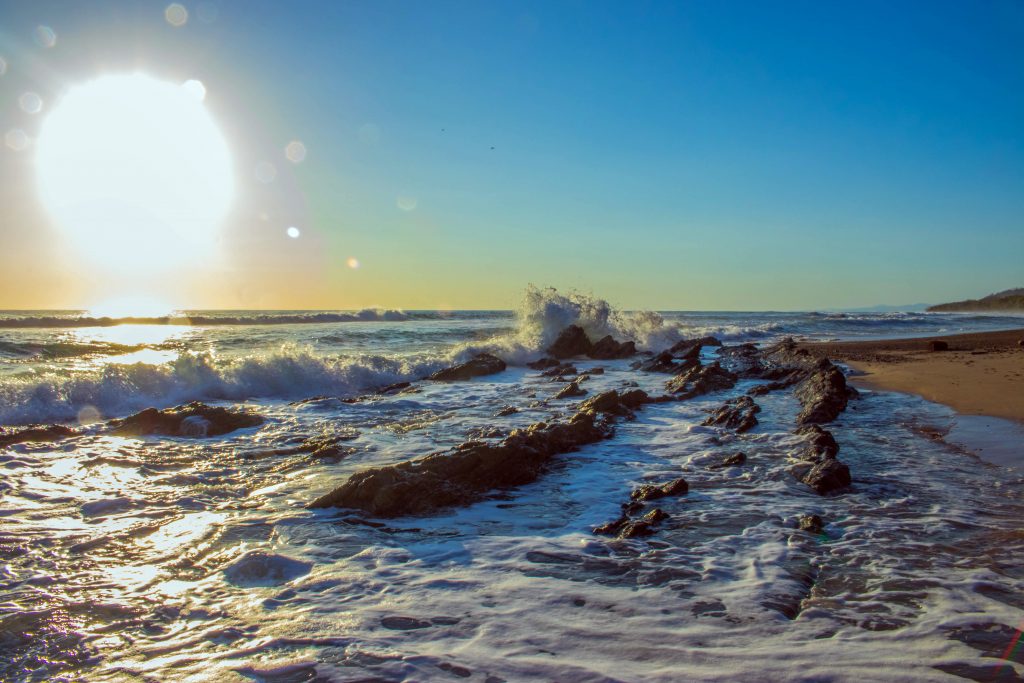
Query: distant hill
[[927, 288, 1024, 312], [837, 303, 931, 313]]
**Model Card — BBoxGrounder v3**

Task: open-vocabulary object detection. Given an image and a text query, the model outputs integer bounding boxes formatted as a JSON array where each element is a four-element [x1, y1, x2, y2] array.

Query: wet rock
[[707, 451, 747, 469], [702, 395, 760, 433], [376, 381, 414, 395], [618, 508, 670, 539], [795, 359, 853, 425], [527, 357, 562, 370], [107, 402, 263, 438], [630, 477, 689, 502], [674, 335, 722, 350], [798, 514, 824, 534], [0, 424, 77, 448], [587, 367, 605, 375], [928, 340, 949, 352], [553, 381, 587, 400], [587, 335, 637, 360], [223, 551, 312, 587], [634, 351, 699, 374], [547, 325, 593, 359], [381, 616, 433, 630], [577, 389, 650, 418], [795, 424, 839, 459], [429, 353, 507, 381], [541, 363, 577, 378], [495, 405, 518, 417], [665, 362, 738, 399], [668, 340, 703, 359], [466, 426, 505, 440], [309, 410, 614, 516], [801, 458, 851, 494]]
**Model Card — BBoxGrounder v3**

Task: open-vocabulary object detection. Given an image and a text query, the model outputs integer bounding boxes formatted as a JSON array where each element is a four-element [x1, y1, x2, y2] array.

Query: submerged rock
[[798, 514, 824, 534], [707, 451, 747, 469], [429, 353, 507, 381], [495, 405, 518, 417], [0, 424, 77, 448], [107, 402, 263, 438], [665, 362, 738, 399], [630, 477, 689, 502], [309, 410, 614, 517], [541, 363, 578, 378], [547, 325, 593, 359], [587, 335, 636, 360], [223, 551, 313, 587], [702, 395, 760, 433], [595, 508, 670, 539]]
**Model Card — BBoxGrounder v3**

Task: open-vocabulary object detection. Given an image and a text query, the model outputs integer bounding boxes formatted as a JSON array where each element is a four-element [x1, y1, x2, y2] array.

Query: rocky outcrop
[[0, 424, 77, 448], [107, 402, 263, 438], [594, 507, 670, 539], [794, 358, 855, 425], [577, 389, 651, 418], [630, 477, 689, 502], [801, 459, 851, 495], [527, 357, 561, 370], [588, 335, 637, 360], [791, 425, 850, 494], [634, 351, 699, 375], [794, 424, 839, 459], [707, 451, 747, 469], [798, 514, 824, 534], [702, 396, 760, 432], [429, 353, 507, 381], [547, 325, 593, 359], [553, 381, 586, 399], [668, 340, 703, 359], [665, 362, 738, 399], [541, 363, 577, 378]]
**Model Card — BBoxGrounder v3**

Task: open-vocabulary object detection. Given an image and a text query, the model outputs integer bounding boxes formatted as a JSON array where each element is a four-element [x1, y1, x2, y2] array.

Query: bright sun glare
[[35, 74, 235, 272]]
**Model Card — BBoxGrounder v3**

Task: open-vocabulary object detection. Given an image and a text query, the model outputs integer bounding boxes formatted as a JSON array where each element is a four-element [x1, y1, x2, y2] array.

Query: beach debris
[[928, 340, 949, 352], [707, 451, 747, 469], [703, 395, 761, 432], [665, 362, 738, 399], [553, 381, 586, 399], [107, 402, 263, 438], [428, 353, 506, 381], [0, 424, 77, 448]]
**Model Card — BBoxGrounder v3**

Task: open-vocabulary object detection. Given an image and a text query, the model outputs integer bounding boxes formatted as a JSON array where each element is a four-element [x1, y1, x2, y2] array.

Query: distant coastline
[[927, 287, 1024, 312]]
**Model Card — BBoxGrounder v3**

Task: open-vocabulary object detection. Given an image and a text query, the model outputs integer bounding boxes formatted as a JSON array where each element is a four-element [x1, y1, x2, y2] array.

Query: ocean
[[2, 287, 1023, 682]]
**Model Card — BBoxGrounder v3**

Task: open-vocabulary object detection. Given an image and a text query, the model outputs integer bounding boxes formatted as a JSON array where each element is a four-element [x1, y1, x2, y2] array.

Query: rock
[[795, 359, 852, 425], [1019, 339, 1024, 349], [0, 424, 77, 448], [928, 340, 949, 352], [429, 353, 507, 381], [107, 402, 263, 438], [309, 410, 614, 516], [668, 340, 703, 359], [577, 389, 650, 418], [634, 351, 698, 374], [707, 451, 746, 469], [702, 396, 760, 433], [553, 381, 587, 399], [801, 458, 851, 494], [795, 424, 839, 459], [618, 508, 670, 539], [587, 367, 605, 375], [223, 551, 313, 587], [495, 405, 518, 417], [798, 514, 824, 534], [665, 362, 738, 399], [588, 335, 637, 360], [630, 477, 689, 502], [541, 363, 577, 377], [547, 325, 593, 359], [527, 357, 562, 370]]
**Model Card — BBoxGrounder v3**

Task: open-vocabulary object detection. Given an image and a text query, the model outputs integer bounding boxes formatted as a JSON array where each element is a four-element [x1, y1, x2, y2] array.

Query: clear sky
[[1, 0, 1022, 311]]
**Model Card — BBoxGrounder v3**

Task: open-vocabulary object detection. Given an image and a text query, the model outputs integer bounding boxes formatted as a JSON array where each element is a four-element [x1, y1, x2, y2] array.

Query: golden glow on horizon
[[88, 296, 174, 319], [35, 74, 235, 273]]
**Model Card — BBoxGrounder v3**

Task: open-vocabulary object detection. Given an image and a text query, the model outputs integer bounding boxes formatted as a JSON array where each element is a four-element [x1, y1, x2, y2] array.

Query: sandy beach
[[802, 327, 1024, 422]]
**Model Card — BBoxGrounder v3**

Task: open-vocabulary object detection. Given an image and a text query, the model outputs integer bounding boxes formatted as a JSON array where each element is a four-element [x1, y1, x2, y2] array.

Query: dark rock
[[702, 395, 760, 433], [587, 335, 637, 360], [553, 381, 587, 400], [547, 325, 593, 359], [795, 424, 839, 459], [107, 402, 263, 438], [630, 477, 689, 502], [801, 458, 851, 494], [309, 410, 614, 516], [928, 340, 949, 352], [541, 363, 577, 377], [795, 359, 851, 425], [0, 424, 77, 448], [377, 381, 412, 395], [618, 508, 670, 539], [665, 362, 738, 399], [429, 353, 507, 381], [577, 389, 650, 418], [707, 451, 746, 469], [495, 405, 518, 417], [527, 357, 562, 370], [668, 340, 703, 360], [634, 351, 699, 374], [798, 514, 824, 534]]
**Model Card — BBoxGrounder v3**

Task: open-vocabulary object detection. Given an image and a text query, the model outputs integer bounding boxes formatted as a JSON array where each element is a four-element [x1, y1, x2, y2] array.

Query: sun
[[35, 74, 235, 272]]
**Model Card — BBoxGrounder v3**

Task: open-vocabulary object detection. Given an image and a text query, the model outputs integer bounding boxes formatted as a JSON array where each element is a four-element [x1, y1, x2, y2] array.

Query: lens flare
[[347, 257, 360, 269], [287, 226, 301, 239], [285, 140, 307, 163], [34, 26, 57, 48], [165, 3, 188, 27], [18, 92, 43, 114]]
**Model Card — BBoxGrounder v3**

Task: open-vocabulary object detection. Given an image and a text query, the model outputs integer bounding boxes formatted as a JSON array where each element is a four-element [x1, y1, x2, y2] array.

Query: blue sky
[[0, 0, 1022, 309]]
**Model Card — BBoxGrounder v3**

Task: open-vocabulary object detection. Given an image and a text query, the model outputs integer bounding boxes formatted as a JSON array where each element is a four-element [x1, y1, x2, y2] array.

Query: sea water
[[1, 287, 1022, 682]]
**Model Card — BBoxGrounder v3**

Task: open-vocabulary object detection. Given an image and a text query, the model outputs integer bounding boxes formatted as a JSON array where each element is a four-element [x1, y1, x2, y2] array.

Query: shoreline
[[801, 327, 1024, 423]]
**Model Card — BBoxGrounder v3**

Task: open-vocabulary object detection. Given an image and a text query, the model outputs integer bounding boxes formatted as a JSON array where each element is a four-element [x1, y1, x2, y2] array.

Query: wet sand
[[801, 328, 1024, 423]]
